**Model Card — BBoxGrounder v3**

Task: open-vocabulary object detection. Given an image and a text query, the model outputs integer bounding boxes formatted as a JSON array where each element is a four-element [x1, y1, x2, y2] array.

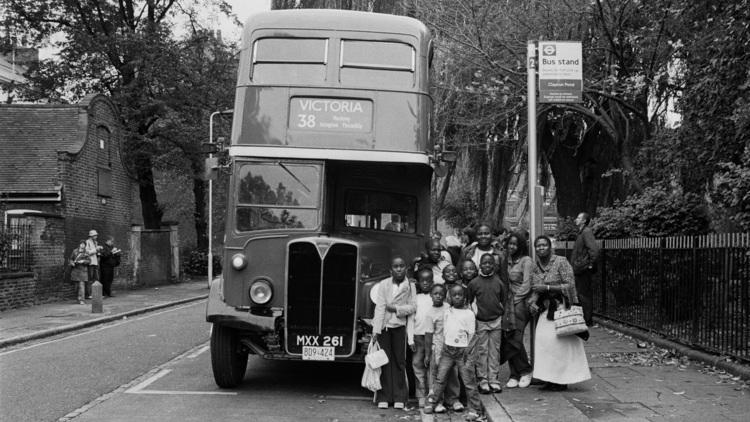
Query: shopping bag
[[361, 340, 384, 392], [364, 339, 389, 369], [554, 305, 588, 337]]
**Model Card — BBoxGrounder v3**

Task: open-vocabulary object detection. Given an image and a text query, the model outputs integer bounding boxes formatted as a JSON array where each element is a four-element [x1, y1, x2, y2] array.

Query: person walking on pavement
[[571, 213, 600, 326], [99, 236, 121, 297], [69, 240, 90, 305], [84, 230, 102, 299]]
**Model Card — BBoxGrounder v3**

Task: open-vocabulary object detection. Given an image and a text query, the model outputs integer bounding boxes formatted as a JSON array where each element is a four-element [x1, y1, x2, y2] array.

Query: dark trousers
[[505, 301, 533, 379], [575, 271, 594, 326], [100, 265, 114, 296], [376, 326, 408, 404]]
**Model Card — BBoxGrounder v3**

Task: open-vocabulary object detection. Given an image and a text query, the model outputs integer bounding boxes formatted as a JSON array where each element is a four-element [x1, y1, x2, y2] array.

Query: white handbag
[[365, 339, 389, 369]]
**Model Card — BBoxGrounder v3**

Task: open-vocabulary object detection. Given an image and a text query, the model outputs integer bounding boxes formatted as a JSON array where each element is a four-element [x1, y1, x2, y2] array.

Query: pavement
[[1, 281, 749, 421]]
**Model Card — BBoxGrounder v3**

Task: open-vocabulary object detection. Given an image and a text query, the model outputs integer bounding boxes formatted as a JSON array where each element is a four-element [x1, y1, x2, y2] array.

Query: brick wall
[[0, 273, 37, 311], [60, 95, 134, 289]]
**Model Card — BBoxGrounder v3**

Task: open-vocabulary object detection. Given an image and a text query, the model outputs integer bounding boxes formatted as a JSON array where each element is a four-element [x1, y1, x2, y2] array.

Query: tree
[[3, 0, 235, 232]]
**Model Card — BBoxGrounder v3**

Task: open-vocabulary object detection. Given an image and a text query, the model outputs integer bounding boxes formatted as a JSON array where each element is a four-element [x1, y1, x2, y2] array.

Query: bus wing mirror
[[204, 157, 219, 180], [440, 151, 458, 163]]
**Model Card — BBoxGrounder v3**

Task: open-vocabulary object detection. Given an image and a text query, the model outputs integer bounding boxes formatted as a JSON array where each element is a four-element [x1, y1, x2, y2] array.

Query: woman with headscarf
[[528, 235, 591, 391]]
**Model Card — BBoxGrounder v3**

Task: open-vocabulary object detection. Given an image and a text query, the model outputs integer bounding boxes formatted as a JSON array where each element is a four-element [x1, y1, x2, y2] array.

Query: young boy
[[410, 268, 435, 406], [426, 284, 481, 420], [458, 260, 478, 289], [466, 253, 507, 394], [424, 284, 463, 413]]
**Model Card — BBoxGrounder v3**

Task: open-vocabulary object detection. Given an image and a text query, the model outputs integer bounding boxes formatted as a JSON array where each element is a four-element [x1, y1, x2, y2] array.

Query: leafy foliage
[[593, 187, 710, 238], [711, 147, 750, 231], [184, 249, 222, 276]]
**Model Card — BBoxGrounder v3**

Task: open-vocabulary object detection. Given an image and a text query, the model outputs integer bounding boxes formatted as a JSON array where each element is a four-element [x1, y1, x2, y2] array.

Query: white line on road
[[186, 345, 209, 358], [320, 395, 373, 401], [0, 301, 203, 357], [128, 389, 237, 395], [126, 368, 172, 393]]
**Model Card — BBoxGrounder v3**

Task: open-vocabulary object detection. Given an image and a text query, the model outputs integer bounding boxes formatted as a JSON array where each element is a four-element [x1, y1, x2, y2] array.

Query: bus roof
[[242, 10, 429, 47]]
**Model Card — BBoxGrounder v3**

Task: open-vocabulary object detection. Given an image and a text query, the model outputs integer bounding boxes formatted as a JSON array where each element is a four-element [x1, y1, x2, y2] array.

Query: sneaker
[[423, 406, 433, 414], [394, 402, 404, 409], [465, 411, 480, 421], [489, 382, 503, 393], [478, 382, 491, 394], [85, 296, 92, 299], [434, 403, 446, 413], [79, 300, 85, 305], [377, 402, 388, 409], [518, 373, 533, 388], [452, 402, 465, 412], [506, 378, 519, 388]]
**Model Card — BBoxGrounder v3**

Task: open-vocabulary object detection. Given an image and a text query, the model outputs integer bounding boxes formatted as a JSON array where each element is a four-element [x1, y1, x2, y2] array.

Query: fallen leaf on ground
[[673, 391, 685, 395]]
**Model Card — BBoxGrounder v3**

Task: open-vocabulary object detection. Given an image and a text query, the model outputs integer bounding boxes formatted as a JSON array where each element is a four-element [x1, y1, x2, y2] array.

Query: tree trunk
[[136, 161, 163, 229]]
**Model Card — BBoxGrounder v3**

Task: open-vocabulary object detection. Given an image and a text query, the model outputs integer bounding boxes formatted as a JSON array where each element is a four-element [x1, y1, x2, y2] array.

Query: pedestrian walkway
[[2, 282, 748, 421], [478, 325, 750, 422], [0, 280, 208, 349]]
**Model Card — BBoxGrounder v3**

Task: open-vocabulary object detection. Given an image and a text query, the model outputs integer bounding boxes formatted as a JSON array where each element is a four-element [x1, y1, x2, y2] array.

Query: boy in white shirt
[[410, 268, 435, 407], [426, 285, 482, 420], [424, 284, 462, 413]]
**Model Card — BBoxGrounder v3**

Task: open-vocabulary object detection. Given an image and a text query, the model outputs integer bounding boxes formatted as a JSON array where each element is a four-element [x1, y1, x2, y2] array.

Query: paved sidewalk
[[477, 325, 750, 422], [0, 280, 208, 348], [2, 282, 749, 421]]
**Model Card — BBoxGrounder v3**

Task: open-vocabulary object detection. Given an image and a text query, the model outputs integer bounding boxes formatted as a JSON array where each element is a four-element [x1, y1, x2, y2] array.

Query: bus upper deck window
[[251, 37, 328, 83], [339, 40, 415, 88]]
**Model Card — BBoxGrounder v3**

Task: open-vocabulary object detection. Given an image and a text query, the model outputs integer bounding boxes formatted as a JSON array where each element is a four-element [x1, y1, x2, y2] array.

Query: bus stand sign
[[289, 97, 373, 133], [538, 41, 583, 103]]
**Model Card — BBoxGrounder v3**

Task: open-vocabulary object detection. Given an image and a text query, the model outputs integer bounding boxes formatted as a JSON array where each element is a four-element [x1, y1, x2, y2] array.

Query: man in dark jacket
[[571, 212, 600, 326], [99, 236, 121, 297]]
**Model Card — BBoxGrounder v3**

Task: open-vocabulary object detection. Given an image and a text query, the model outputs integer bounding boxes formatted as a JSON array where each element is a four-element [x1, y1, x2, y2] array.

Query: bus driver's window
[[344, 190, 416, 234]]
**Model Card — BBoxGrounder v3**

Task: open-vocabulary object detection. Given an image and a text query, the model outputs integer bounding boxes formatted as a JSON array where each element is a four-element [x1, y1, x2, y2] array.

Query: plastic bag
[[361, 340, 384, 392]]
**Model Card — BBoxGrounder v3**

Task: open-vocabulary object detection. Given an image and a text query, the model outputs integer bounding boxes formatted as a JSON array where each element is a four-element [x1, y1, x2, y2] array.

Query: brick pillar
[[129, 225, 142, 286]]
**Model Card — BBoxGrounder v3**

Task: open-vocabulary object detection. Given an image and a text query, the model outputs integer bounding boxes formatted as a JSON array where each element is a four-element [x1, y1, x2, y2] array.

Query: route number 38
[[297, 114, 316, 128]]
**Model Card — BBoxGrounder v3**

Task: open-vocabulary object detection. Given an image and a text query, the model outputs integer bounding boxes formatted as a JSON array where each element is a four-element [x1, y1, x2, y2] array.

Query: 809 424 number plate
[[302, 346, 334, 361]]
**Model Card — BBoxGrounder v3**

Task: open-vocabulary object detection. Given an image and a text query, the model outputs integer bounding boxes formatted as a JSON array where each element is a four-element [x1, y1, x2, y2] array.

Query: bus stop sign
[[538, 41, 583, 103]]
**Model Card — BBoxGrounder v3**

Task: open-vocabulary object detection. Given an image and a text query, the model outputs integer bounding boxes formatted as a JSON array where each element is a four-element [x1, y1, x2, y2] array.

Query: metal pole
[[208, 111, 218, 288], [527, 41, 538, 368], [527, 41, 538, 259]]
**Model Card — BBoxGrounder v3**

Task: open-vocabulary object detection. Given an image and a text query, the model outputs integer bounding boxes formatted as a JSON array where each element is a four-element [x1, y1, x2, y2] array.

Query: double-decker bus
[[206, 9, 440, 388]]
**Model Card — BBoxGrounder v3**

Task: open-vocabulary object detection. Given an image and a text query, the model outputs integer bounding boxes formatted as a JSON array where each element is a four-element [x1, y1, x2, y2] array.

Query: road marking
[[0, 302, 203, 357], [187, 345, 209, 358], [319, 395, 372, 401], [125, 366, 237, 396], [126, 368, 172, 393], [128, 389, 237, 395]]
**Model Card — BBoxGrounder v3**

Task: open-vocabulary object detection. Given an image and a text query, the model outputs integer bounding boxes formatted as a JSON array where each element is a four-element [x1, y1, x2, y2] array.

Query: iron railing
[[556, 233, 750, 362], [0, 225, 32, 272]]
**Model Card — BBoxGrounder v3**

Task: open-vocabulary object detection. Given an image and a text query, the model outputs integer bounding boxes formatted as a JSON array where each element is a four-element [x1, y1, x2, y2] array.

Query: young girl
[[466, 253, 507, 394], [372, 257, 417, 409], [503, 233, 534, 388], [69, 241, 90, 305], [426, 284, 481, 420]]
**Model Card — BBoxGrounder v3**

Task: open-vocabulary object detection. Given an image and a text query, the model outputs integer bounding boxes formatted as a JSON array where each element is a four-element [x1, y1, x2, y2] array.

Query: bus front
[[207, 10, 434, 387]]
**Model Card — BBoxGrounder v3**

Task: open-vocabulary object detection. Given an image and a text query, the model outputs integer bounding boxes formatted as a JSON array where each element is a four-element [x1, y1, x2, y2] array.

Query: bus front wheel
[[210, 323, 248, 388]]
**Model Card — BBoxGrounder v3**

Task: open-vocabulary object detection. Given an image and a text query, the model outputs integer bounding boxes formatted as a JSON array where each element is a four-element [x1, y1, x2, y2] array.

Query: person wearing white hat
[[84, 229, 102, 298]]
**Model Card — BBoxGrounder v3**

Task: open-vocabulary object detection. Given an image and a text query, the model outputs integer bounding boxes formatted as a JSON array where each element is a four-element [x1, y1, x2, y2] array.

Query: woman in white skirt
[[527, 235, 591, 391]]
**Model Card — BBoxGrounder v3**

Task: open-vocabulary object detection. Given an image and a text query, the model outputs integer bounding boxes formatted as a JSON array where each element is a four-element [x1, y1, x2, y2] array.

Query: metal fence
[[0, 225, 32, 272], [557, 233, 750, 362]]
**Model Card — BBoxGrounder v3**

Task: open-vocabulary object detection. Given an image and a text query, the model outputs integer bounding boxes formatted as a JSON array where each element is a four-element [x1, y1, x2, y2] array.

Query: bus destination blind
[[289, 97, 373, 133]]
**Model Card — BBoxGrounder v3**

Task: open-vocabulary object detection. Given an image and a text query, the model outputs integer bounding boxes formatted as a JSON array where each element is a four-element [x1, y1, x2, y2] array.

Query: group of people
[[69, 229, 121, 304], [369, 213, 600, 420]]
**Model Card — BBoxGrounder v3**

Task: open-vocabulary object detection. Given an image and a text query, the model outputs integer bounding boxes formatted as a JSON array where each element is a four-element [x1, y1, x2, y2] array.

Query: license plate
[[302, 346, 335, 361]]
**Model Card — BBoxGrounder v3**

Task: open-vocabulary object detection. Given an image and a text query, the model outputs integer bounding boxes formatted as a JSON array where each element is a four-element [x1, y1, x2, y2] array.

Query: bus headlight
[[249, 279, 273, 305], [231, 253, 247, 270]]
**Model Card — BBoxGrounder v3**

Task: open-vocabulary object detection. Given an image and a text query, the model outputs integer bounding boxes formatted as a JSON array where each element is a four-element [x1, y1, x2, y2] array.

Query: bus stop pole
[[527, 40, 538, 366]]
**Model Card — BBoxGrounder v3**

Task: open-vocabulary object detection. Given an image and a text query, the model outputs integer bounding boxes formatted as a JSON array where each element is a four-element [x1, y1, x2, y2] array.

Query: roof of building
[[0, 94, 108, 195]]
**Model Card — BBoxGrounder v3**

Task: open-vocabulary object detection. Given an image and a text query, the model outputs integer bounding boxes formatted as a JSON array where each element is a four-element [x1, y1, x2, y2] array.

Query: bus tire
[[210, 323, 248, 388]]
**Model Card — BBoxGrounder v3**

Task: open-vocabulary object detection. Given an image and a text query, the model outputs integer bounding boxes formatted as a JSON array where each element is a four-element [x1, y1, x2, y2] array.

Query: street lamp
[[208, 109, 233, 288]]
